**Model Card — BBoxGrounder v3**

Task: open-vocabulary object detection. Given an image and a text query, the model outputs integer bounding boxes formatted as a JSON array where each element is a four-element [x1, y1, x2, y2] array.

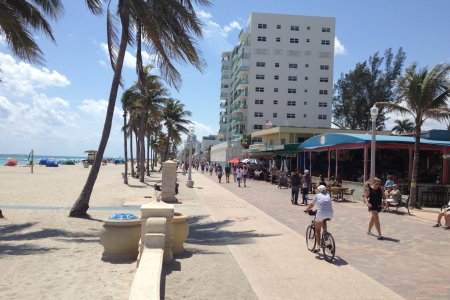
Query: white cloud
[[0, 53, 70, 97], [335, 37, 347, 56], [100, 43, 158, 70], [78, 98, 123, 122], [192, 120, 218, 137], [198, 10, 242, 38]]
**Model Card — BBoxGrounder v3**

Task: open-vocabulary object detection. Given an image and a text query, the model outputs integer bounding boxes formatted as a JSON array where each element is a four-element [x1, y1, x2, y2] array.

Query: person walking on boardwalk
[[236, 165, 243, 187], [224, 164, 231, 183], [242, 165, 248, 187], [301, 170, 311, 205], [217, 165, 223, 183], [365, 178, 387, 240], [232, 165, 237, 182], [290, 170, 300, 205]]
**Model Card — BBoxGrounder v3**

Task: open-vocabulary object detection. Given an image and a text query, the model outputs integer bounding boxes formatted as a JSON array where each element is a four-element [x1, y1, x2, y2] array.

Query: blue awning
[[298, 133, 450, 150]]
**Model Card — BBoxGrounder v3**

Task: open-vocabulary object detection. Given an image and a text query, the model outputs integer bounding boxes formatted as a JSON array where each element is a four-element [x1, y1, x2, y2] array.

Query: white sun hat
[[317, 185, 327, 193]]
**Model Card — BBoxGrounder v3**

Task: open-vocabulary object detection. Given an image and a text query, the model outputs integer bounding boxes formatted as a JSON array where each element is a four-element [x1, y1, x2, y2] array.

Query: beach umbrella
[[6, 159, 17, 166], [229, 157, 240, 164]]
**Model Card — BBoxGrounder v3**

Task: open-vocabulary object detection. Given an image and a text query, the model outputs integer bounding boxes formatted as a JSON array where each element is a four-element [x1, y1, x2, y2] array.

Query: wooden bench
[[387, 195, 410, 214]]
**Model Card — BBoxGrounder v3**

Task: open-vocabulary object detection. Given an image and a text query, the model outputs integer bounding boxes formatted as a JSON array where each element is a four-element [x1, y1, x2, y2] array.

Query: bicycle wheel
[[322, 232, 336, 262], [305, 225, 316, 251]]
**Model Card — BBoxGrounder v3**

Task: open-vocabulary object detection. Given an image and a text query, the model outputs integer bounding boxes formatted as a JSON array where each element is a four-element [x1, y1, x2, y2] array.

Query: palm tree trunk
[[70, 2, 130, 217], [135, 133, 140, 177], [409, 125, 421, 208], [146, 134, 150, 176], [139, 118, 145, 182], [130, 130, 135, 177], [123, 112, 128, 184], [163, 135, 171, 161]]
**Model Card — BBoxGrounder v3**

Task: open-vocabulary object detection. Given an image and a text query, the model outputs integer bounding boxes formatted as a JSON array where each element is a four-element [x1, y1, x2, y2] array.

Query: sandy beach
[[0, 164, 156, 300]]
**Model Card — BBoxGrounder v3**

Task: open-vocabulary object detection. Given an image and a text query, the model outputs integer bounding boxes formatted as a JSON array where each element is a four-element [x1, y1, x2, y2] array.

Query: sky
[[1, 0, 450, 157]]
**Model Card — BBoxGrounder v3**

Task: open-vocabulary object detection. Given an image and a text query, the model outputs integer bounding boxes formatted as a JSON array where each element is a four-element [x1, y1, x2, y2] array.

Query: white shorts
[[316, 214, 333, 222]]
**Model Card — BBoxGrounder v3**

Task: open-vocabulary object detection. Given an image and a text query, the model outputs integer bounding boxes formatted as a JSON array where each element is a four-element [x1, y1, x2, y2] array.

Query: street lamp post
[[182, 141, 187, 175], [186, 126, 195, 188], [370, 104, 379, 182]]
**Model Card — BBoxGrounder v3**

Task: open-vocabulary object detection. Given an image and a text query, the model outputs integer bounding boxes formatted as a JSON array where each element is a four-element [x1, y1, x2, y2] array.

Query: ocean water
[[0, 153, 85, 166]]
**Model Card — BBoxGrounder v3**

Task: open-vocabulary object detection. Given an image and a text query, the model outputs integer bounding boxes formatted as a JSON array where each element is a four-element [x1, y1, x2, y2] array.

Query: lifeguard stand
[[84, 150, 97, 165]]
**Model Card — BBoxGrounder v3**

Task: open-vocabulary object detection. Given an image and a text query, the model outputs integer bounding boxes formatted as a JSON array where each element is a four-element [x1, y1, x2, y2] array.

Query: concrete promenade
[[164, 169, 449, 299]]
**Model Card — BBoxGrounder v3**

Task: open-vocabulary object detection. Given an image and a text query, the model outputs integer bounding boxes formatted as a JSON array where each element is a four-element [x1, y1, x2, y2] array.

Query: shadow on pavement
[[379, 236, 400, 243], [188, 215, 280, 246], [0, 243, 60, 256]]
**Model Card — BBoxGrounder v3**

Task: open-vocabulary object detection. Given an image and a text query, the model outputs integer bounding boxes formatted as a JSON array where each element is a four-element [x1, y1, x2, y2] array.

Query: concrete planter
[[171, 213, 189, 255], [100, 218, 142, 261]]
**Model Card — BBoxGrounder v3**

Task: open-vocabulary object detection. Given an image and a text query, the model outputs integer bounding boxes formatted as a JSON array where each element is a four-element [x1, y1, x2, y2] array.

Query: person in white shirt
[[236, 166, 243, 187], [433, 200, 450, 228], [304, 185, 334, 253]]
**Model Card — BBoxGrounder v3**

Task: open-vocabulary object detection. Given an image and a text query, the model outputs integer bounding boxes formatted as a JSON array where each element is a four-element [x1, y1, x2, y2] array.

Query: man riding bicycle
[[304, 185, 334, 253]]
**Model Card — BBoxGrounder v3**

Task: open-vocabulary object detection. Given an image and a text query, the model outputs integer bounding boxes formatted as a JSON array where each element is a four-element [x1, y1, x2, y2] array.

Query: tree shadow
[[187, 215, 280, 246], [0, 222, 98, 244], [0, 243, 60, 256]]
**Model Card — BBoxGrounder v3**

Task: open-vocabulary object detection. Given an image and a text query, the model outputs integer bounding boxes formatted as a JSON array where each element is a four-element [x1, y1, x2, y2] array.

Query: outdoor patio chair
[[343, 188, 355, 202], [330, 187, 341, 201]]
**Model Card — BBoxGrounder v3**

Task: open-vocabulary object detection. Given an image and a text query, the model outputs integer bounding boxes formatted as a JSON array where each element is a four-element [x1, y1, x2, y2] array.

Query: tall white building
[[219, 12, 335, 142]]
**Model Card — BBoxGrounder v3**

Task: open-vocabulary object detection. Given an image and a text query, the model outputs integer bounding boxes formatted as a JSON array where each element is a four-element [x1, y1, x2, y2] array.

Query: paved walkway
[[164, 170, 450, 299]]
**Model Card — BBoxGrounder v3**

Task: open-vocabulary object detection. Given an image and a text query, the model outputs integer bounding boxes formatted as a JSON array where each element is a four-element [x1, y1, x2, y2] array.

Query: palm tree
[[70, 0, 210, 217], [0, 0, 63, 64], [162, 99, 192, 161], [378, 63, 450, 207], [391, 119, 414, 135]]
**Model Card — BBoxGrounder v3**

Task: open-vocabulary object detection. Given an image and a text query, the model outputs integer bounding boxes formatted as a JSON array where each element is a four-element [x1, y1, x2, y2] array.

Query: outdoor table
[[330, 187, 349, 201]]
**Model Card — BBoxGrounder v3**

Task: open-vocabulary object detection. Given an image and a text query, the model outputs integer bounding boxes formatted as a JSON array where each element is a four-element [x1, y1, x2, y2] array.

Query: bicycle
[[305, 210, 336, 262]]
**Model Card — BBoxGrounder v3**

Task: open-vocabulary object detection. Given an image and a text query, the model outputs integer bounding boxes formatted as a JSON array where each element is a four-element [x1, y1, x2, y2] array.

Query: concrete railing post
[[161, 160, 177, 203]]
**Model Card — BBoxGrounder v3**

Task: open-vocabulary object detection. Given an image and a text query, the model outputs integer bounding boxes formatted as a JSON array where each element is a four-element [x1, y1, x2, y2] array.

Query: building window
[[255, 99, 264, 104], [307, 26, 311, 30], [288, 76, 297, 81], [254, 137, 263, 143], [273, 100, 278, 105], [277, 24, 281, 29], [319, 89, 328, 95], [281, 138, 286, 145], [319, 102, 328, 107], [303, 114, 307, 118], [287, 101, 296, 106], [254, 124, 263, 130], [255, 87, 264, 92], [304, 89, 308, 93], [290, 25, 299, 31], [288, 63, 298, 69], [273, 113, 277, 118], [321, 40, 330, 45], [254, 112, 263, 117], [256, 74, 265, 79], [287, 113, 295, 119], [269, 139, 274, 146], [322, 27, 331, 32], [274, 75, 279, 80], [275, 62, 280, 67], [276, 37, 281, 42], [290, 38, 299, 44], [274, 88, 278, 92], [288, 88, 296, 94], [304, 101, 308, 105], [306, 38, 310, 43], [320, 77, 329, 82], [257, 23, 267, 29], [256, 61, 265, 67], [320, 65, 330, 70], [318, 114, 327, 120], [305, 64, 309, 68], [304, 76, 309, 80], [257, 36, 267, 42]]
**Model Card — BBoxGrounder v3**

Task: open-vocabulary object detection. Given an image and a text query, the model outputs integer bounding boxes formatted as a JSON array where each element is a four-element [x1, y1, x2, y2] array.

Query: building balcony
[[239, 29, 250, 41], [233, 88, 248, 102], [220, 101, 228, 109], [236, 78, 249, 90], [236, 66, 249, 78]]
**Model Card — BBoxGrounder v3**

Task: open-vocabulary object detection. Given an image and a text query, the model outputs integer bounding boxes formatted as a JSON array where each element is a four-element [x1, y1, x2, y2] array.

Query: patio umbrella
[[229, 158, 240, 164]]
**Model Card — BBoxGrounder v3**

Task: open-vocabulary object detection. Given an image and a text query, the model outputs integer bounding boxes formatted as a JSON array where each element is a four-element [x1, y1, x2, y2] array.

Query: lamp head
[[370, 104, 379, 117]]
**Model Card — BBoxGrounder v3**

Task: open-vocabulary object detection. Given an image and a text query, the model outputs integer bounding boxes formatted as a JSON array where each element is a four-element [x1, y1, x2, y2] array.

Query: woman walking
[[242, 165, 248, 187], [236, 165, 243, 187], [365, 178, 387, 240], [217, 165, 223, 183]]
